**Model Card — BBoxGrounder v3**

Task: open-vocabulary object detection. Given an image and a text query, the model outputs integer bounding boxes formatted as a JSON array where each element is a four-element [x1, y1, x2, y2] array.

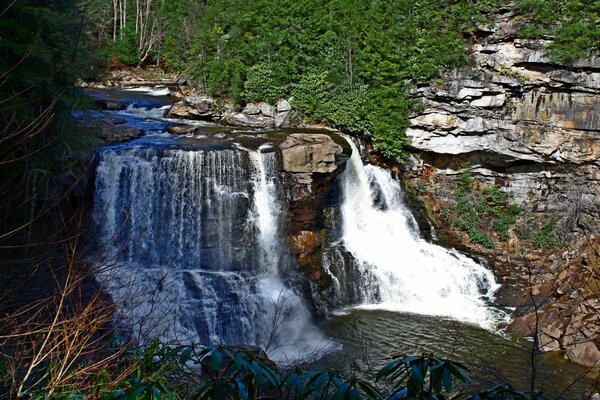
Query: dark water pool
[[313, 309, 597, 399]]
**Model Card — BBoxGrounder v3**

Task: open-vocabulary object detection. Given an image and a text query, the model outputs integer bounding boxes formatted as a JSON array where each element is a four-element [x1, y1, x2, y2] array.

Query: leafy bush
[[291, 70, 334, 120], [532, 222, 562, 250], [206, 58, 246, 101], [516, 0, 600, 64], [24, 343, 535, 400], [243, 63, 283, 104], [446, 172, 524, 248]]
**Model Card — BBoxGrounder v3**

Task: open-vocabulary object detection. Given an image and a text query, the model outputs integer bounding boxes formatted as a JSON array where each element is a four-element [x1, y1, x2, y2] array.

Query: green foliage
[[516, 0, 600, 64], [243, 63, 283, 104], [532, 222, 562, 250], [376, 355, 469, 399], [443, 171, 568, 250], [466, 384, 532, 400], [206, 58, 246, 101], [110, 25, 139, 65], [291, 71, 334, 120], [326, 86, 373, 136], [26, 343, 536, 400], [446, 172, 525, 249], [85, 0, 504, 160]]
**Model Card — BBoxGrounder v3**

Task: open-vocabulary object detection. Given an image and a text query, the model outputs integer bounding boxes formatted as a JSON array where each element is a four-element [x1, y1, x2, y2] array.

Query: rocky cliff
[[403, 5, 600, 367]]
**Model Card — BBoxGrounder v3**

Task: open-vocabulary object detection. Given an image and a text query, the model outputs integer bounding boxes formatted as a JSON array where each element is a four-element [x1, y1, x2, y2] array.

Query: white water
[[247, 148, 333, 363], [124, 86, 171, 96], [340, 137, 501, 329], [116, 104, 172, 119], [94, 143, 332, 364]]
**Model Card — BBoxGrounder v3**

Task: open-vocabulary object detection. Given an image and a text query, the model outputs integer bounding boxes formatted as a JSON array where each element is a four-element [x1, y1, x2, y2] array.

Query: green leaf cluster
[[24, 343, 536, 400], [446, 171, 524, 249], [516, 0, 600, 64]]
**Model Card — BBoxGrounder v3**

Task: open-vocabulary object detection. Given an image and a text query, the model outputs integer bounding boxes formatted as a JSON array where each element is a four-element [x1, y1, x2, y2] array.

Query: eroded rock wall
[[404, 6, 600, 367]]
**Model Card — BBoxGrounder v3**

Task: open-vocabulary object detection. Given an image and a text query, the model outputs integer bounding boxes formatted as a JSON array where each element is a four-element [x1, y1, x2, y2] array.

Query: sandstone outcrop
[[278, 133, 351, 287]]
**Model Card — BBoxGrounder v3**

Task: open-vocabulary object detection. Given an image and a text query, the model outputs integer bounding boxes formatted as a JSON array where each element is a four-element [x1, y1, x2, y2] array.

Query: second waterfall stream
[[336, 136, 501, 328]]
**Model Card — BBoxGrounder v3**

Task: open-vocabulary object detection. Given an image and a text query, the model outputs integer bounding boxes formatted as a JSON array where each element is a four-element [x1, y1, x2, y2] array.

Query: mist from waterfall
[[338, 137, 501, 328]]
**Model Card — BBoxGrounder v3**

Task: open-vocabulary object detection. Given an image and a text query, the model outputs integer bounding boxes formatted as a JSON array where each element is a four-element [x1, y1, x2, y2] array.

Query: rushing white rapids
[[339, 137, 501, 329], [124, 86, 172, 96], [94, 143, 330, 363]]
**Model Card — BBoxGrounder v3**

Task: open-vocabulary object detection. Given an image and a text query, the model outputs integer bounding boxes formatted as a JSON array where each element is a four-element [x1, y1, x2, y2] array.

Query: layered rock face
[[407, 16, 600, 211], [404, 6, 600, 367]]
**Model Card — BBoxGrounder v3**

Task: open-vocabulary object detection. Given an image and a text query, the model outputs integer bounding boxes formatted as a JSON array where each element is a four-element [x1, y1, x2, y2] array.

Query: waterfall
[[338, 137, 501, 328], [94, 146, 330, 363]]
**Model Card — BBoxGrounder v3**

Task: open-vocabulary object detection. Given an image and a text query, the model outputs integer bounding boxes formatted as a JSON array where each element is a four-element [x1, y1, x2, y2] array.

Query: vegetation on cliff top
[[85, 0, 501, 159], [86, 0, 600, 159], [515, 0, 600, 64]]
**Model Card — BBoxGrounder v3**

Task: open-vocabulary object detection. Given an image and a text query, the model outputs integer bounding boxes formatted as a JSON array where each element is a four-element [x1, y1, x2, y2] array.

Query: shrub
[[243, 63, 283, 104]]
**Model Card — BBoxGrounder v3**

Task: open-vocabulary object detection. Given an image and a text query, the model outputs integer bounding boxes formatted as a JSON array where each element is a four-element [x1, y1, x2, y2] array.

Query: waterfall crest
[[337, 137, 501, 328]]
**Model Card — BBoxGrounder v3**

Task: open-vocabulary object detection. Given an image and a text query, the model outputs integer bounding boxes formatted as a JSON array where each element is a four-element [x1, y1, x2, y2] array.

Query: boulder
[[242, 103, 261, 115], [243, 102, 276, 117], [506, 312, 538, 337], [223, 112, 275, 128], [94, 99, 126, 110], [167, 94, 220, 120], [101, 125, 141, 142], [275, 111, 291, 128], [280, 134, 343, 174], [166, 124, 198, 135], [258, 102, 276, 118], [277, 99, 291, 113], [538, 308, 564, 352], [562, 310, 600, 367]]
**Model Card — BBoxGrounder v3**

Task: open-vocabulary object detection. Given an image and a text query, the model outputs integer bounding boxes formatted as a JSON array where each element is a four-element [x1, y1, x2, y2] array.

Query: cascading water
[[94, 143, 329, 363], [336, 137, 501, 328]]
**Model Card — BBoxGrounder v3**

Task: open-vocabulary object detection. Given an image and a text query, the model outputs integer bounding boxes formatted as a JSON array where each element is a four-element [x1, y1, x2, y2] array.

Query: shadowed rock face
[[403, 5, 600, 367]]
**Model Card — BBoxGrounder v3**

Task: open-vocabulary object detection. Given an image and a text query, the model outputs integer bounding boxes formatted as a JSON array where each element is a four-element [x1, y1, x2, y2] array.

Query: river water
[[84, 87, 594, 398]]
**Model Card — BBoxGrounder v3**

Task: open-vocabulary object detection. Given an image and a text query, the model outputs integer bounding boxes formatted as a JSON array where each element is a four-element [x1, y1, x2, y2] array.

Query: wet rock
[[101, 125, 142, 142], [166, 124, 198, 135], [94, 99, 126, 110], [291, 231, 322, 264], [78, 115, 142, 142]]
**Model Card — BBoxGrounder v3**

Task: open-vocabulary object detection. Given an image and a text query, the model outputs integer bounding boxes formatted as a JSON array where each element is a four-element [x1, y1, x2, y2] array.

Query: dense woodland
[[1, 0, 600, 398]]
